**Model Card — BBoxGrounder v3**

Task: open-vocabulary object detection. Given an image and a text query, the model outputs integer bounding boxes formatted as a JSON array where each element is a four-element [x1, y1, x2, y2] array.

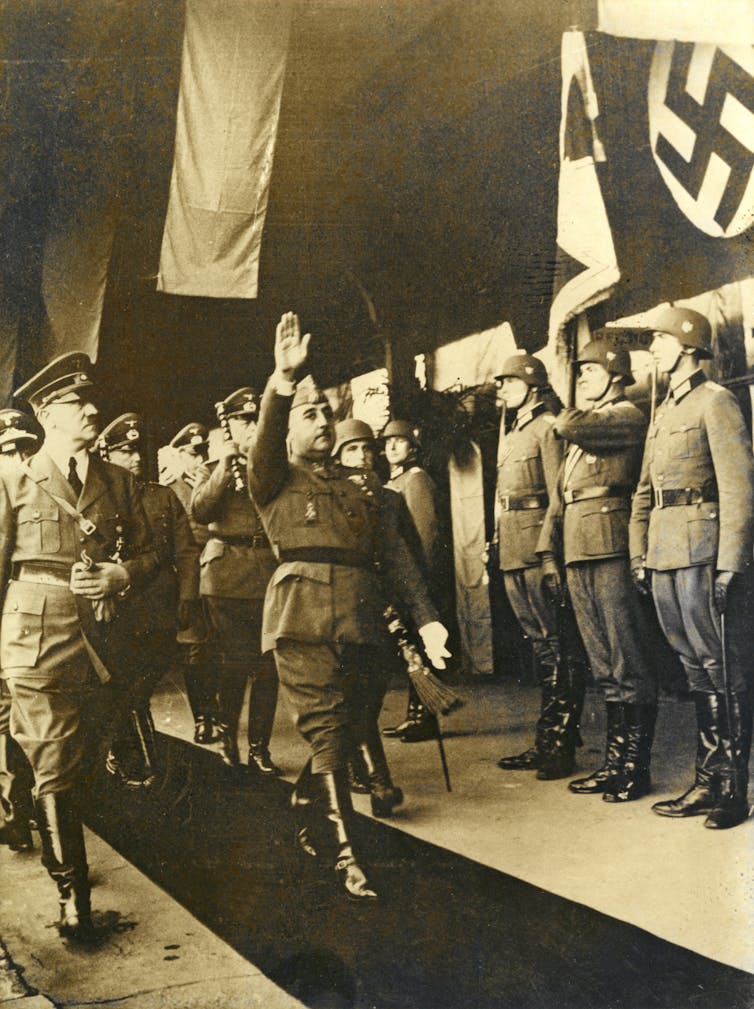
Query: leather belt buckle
[[653, 488, 665, 509], [499, 495, 510, 512]]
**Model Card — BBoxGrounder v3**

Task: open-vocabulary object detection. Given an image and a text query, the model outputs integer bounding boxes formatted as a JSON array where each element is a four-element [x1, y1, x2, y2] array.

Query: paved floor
[[1, 671, 752, 1008]]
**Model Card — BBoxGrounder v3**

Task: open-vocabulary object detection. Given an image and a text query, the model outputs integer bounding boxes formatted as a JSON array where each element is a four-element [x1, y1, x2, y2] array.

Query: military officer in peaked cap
[[190, 388, 280, 777], [0, 410, 40, 851], [492, 352, 584, 779], [97, 413, 201, 786], [381, 418, 445, 743], [0, 353, 157, 936], [248, 312, 449, 902], [540, 341, 658, 804], [630, 306, 754, 830], [159, 422, 219, 744]]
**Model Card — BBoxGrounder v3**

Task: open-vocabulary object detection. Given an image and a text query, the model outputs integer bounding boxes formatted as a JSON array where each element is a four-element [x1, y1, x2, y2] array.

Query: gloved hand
[[418, 621, 452, 670], [714, 570, 735, 613], [631, 562, 651, 597], [483, 539, 499, 574]]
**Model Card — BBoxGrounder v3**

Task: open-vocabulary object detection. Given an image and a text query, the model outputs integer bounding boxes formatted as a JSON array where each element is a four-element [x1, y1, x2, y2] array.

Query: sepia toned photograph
[[0, 2, 753, 1008]]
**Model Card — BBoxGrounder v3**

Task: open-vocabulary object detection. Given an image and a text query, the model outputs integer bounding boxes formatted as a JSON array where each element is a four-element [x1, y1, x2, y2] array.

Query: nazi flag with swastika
[[575, 32, 754, 327]]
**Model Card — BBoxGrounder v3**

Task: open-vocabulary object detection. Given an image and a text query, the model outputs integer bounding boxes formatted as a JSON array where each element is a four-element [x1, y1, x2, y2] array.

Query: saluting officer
[[381, 419, 443, 743], [0, 409, 40, 852], [0, 353, 156, 936], [96, 413, 202, 786], [248, 312, 449, 901], [190, 389, 280, 776], [492, 353, 582, 779], [160, 423, 220, 745], [630, 307, 754, 830], [540, 341, 658, 803]]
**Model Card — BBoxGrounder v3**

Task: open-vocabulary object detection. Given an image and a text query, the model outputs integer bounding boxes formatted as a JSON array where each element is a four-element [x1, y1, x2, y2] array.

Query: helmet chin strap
[[590, 374, 615, 405]]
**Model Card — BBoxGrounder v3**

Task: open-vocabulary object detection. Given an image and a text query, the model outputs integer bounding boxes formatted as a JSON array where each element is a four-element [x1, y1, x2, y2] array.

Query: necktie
[[67, 457, 83, 498]]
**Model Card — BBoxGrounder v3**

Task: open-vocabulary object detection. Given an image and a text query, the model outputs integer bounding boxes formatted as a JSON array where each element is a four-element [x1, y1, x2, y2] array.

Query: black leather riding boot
[[183, 656, 220, 744], [705, 692, 752, 830], [497, 672, 548, 771], [537, 663, 583, 780], [382, 681, 421, 738], [652, 693, 723, 818], [35, 792, 92, 936], [0, 733, 34, 851], [569, 701, 626, 794], [603, 703, 656, 803], [311, 769, 378, 901], [215, 665, 248, 769], [247, 667, 281, 775], [358, 727, 404, 818]]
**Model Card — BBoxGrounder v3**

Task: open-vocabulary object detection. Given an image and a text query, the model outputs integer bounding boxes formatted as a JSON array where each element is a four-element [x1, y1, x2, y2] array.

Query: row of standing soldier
[[493, 305, 754, 832]]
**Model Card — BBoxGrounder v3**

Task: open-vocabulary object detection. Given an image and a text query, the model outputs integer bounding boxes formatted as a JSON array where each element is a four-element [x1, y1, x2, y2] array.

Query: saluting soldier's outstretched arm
[[555, 403, 647, 451], [248, 311, 311, 506]]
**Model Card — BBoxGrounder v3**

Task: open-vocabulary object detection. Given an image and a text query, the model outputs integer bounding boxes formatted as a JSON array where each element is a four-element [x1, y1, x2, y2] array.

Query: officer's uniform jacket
[[248, 382, 438, 654], [385, 464, 440, 574], [120, 482, 200, 634], [629, 372, 754, 573], [540, 397, 647, 564], [0, 450, 157, 681], [169, 475, 210, 547], [495, 402, 562, 571], [191, 458, 276, 601]]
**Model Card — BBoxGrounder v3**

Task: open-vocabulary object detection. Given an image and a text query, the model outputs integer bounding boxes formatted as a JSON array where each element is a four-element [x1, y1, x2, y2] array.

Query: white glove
[[418, 621, 451, 670]]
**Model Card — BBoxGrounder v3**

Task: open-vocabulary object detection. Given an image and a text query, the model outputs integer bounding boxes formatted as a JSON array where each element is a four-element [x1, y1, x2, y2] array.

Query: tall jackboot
[[358, 728, 404, 818], [0, 734, 35, 851], [537, 663, 584, 780], [652, 693, 723, 818], [215, 665, 248, 770], [569, 702, 626, 794], [291, 759, 318, 857], [382, 682, 421, 738], [35, 792, 92, 936], [183, 656, 220, 745], [347, 746, 371, 794], [705, 692, 752, 830], [247, 668, 281, 775], [311, 770, 378, 901], [497, 672, 549, 771], [603, 703, 656, 803]]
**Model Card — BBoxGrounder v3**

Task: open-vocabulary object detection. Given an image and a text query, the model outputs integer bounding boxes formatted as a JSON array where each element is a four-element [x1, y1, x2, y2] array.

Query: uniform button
[[21, 628, 28, 636], [710, 512, 717, 519], [12, 602, 18, 611], [601, 506, 608, 513], [33, 510, 41, 520], [80, 536, 86, 543]]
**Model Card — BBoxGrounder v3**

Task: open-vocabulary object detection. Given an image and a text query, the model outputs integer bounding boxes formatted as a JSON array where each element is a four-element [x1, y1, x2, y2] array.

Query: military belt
[[11, 561, 71, 587], [278, 547, 374, 569], [498, 493, 548, 512], [651, 484, 718, 509], [563, 485, 632, 505], [212, 533, 270, 549]]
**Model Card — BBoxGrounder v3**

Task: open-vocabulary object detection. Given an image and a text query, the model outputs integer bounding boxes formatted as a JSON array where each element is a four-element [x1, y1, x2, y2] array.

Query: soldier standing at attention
[[191, 389, 280, 777], [0, 410, 40, 852], [540, 342, 658, 803], [0, 353, 156, 937], [160, 423, 220, 745], [630, 307, 754, 830], [492, 353, 582, 779], [96, 414, 202, 786], [248, 312, 450, 901], [381, 419, 443, 743]]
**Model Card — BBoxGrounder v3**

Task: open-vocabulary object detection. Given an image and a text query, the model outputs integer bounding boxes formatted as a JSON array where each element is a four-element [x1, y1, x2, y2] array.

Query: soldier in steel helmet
[[630, 306, 754, 830], [492, 352, 584, 779], [539, 340, 658, 804], [380, 418, 444, 743]]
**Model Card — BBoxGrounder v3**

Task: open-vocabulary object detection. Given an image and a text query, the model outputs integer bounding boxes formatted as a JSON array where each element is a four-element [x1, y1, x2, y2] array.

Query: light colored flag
[[158, 0, 293, 299], [598, 0, 754, 46], [548, 30, 620, 387]]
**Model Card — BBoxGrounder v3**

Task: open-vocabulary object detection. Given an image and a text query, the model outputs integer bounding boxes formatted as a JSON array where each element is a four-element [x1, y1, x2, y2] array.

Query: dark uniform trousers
[[0, 451, 156, 798], [630, 376, 754, 696], [191, 458, 278, 753], [249, 384, 437, 776], [543, 399, 657, 705]]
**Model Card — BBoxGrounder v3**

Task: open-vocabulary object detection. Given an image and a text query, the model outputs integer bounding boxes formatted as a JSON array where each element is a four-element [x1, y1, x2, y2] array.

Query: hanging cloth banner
[[158, 0, 293, 299], [598, 1, 754, 46]]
